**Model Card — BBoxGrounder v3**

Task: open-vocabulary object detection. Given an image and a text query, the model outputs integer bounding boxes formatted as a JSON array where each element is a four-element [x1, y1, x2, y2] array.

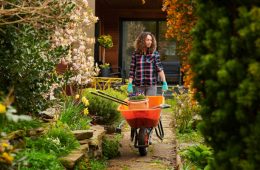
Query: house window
[[121, 20, 177, 78]]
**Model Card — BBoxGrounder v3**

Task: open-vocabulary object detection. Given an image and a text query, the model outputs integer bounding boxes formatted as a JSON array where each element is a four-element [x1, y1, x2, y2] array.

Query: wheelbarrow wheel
[[138, 128, 148, 156]]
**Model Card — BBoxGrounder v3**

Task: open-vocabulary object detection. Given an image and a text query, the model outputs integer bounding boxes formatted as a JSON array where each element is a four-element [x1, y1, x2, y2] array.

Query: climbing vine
[[162, 0, 196, 87]]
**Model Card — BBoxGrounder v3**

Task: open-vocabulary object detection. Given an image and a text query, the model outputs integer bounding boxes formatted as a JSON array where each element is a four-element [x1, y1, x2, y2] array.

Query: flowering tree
[[52, 0, 99, 85], [0, 0, 99, 114], [162, 0, 196, 87]]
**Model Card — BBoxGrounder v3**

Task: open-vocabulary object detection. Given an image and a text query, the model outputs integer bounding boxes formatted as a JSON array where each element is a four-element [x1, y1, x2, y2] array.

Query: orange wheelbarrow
[[91, 91, 170, 156]]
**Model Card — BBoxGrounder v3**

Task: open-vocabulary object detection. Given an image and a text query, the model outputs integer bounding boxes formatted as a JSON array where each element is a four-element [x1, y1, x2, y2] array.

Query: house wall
[[96, 7, 166, 68]]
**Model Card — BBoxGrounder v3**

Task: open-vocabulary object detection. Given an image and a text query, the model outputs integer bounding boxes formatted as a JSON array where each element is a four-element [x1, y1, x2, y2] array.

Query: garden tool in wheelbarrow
[[90, 90, 170, 156]]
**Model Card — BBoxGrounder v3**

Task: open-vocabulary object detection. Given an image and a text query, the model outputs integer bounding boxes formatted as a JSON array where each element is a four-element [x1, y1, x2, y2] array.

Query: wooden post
[[102, 47, 106, 64]]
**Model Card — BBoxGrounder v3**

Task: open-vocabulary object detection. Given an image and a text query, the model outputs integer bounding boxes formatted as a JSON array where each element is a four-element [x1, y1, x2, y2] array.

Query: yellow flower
[[0, 103, 6, 114], [2, 142, 9, 148], [83, 108, 89, 115], [75, 94, 80, 99], [81, 97, 89, 107], [81, 96, 86, 103], [2, 152, 14, 164]]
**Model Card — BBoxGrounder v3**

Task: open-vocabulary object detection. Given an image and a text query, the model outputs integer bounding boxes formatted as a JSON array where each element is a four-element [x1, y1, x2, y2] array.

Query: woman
[[127, 32, 168, 95]]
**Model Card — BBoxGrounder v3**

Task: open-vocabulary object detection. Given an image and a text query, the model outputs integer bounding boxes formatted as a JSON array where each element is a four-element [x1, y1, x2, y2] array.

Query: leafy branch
[[0, 0, 73, 28]]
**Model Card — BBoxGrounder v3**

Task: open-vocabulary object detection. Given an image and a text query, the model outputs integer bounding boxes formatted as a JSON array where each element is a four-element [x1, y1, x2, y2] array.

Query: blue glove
[[162, 81, 168, 91], [127, 83, 133, 93]]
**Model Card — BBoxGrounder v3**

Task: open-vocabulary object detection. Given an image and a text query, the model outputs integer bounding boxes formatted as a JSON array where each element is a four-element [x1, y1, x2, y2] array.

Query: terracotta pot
[[128, 98, 149, 110], [56, 62, 68, 74]]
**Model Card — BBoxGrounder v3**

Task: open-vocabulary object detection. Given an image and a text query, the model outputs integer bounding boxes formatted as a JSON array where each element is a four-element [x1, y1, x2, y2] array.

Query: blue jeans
[[134, 85, 157, 96]]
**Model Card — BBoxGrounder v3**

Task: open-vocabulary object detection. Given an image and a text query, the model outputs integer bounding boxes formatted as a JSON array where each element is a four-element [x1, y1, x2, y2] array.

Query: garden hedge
[[190, 1, 260, 169]]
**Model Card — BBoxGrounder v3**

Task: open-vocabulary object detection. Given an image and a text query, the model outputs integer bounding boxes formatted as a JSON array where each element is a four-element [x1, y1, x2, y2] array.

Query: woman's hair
[[134, 32, 157, 54]]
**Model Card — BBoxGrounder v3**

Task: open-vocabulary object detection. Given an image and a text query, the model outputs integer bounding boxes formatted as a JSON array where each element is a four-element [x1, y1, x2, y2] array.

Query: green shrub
[[166, 98, 177, 109], [173, 89, 201, 133], [119, 84, 128, 96], [74, 157, 89, 170], [0, 1, 76, 115], [82, 88, 127, 125], [46, 125, 80, 155], [26, 125, 80, 157], [2, 119, 42, 134], [176, 130, 204, 144], [89, 158, 107, 170], [102, 134, 122, 159], [0, 24, 66, 115], [14, 124, 79, 169], [15, 150, 64, 170], [180, 144, 213, 169], [190, 1, 260, 169], [181, 162, 195, 170], [59, 97, 91, 130]]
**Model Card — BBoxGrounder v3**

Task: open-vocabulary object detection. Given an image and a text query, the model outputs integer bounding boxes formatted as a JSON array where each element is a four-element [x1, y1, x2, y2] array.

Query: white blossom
[[51, 0, 99, 85]]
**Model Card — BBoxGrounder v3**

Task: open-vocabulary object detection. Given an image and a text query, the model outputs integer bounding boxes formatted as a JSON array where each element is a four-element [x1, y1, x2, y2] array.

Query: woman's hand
[[162, 81, 168, 91], [127, 83, 133, 93]]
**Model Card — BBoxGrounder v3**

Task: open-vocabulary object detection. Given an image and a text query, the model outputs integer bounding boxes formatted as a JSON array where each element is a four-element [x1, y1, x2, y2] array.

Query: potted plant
[[97, 34, 113, 77], [129, 94, 146, 101], [99, 63, 111, 77], [97, 34, 113, 64], [128, 92, 149, 110], [99, 63, 110, 69]]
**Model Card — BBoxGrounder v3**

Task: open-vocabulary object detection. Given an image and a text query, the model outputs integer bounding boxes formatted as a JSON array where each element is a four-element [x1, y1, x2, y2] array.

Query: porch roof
[[96, 0, 163, 10]]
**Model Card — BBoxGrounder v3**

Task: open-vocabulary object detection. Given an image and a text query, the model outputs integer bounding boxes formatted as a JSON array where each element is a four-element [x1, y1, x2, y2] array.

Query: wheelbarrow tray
[[118, 96, 164, 128]]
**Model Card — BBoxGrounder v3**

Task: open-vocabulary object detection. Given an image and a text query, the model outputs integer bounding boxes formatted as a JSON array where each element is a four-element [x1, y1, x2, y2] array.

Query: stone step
[[59, 144, 89, 169], [88, 125, 106, 157], [80, 144, 89, 153], [89, 125, 106, 145], [72, 130, 93, 140], [60, 150, 84, 169], [60, 125, 106, 169], [26, 127, 45, 137], [77, 126, 105, 147], [78, 139, 89, 145]]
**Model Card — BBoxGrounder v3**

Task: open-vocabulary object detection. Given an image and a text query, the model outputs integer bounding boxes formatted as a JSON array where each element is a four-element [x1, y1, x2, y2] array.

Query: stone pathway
[[107, 110, 176, 170]]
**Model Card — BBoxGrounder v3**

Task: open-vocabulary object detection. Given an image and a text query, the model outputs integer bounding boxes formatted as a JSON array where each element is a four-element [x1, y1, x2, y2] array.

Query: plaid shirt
[[129, 51, 163, 86]]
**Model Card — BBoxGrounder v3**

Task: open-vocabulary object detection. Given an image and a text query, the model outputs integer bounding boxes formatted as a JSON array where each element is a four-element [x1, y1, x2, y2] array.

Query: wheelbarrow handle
[[90, 91, 128, 106], [151, 104, 171, 109], [96, 90, 129, 105]]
